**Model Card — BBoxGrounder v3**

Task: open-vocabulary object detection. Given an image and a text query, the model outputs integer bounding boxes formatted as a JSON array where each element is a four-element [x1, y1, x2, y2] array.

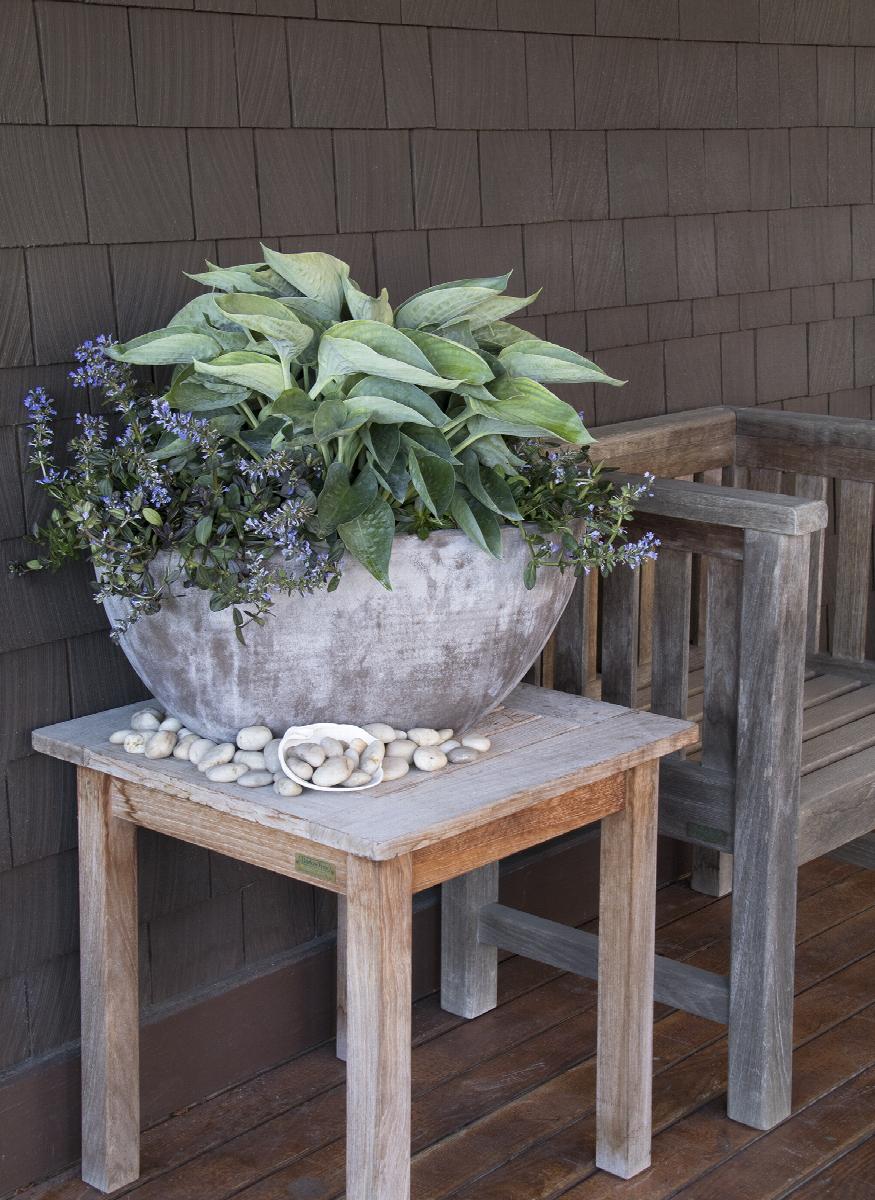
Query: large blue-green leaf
[[312, 323, 460, 395], [345, 395, 433, 427], [185, 263, 272, 294], [407, 446, 455, 517], [361, 423, 400, 472], [465, 291, 540, 330], [338, 497, 395, 589], [470, 434, 525, 472], [261, 246, 348, 317], [498, 338, 626, 385], [405, 329, 494, 385], [395, 285, 503, 330], [449, 490, 503, 558], [268, 388, 316, 427], [312, 398, 368, 442], [193, 351, 286, 400], [166, 375, 248, 413], [402, 427, 460, 464], [213, 293, 313, 361], [485, 377, 593, 444], [347, 377, 449, 426], [107, 326, 222, 366], [343, 276, 394, 324], [473, 321, 533, 349]]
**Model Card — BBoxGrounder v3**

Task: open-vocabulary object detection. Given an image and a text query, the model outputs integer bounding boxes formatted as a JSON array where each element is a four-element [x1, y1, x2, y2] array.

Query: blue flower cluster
[[151, 399, 220, 456], [69, 335, 130, 398]]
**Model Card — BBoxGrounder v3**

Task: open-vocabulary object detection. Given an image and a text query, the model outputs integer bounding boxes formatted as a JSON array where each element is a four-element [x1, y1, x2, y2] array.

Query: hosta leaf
[[312, 326, 460, 396], [465, 292, 541, 330], [487, 377, 593, 444], [343, 276, 394, 324], [185, 263, 272, 294], [269, 387, 316, 426], [107, 326, 222, 366], [395, 285, 501, 331], [405, 329, 494, 385], [277, 295, 335, 326], [167, 377, 248, 413], [338, 497, 395, 589], [450, 489, 503, 558], [330, 321, 436, 371], [169, 294, 236, 331], [312, 397, 367, 442], [147, 433, 192, 461], [316, 462, 379, 534], [363, 422, 400, 471], [407, 446, 455, 517], [461, 450, 521, 521], [261, 246, 348, 317], [213, 293, 313, 360], [438, 322, 481, 350], [473, 321, 533, 349], [347, 377, 449, 426], [427, 273, 512, 293], [402, 427, 460, 464], [345, 395, 433, 427], [193, 352, 286, 400], [498, 338, 626, 385], [471, 434, 525, 472]]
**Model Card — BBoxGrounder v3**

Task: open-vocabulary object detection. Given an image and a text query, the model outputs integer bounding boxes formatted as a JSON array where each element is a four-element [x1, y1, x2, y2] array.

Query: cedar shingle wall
[[0, 0, 871, 1077]]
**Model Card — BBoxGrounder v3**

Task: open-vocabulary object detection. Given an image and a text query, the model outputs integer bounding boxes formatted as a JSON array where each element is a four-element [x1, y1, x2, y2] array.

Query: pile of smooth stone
[[109, 708, 492, 796]]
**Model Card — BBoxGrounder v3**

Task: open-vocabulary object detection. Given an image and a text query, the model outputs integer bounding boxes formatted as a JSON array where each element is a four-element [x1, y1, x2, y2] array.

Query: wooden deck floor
[[17, 855, 875, 1200]]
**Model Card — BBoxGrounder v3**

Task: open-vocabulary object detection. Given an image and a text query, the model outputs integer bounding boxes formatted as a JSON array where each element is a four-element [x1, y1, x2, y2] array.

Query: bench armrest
[[612, 473, 828, 537], [734, 407, 875, 482]]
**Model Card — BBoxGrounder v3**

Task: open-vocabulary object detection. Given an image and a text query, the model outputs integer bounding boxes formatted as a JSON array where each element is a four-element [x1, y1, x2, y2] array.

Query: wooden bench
[[33, 687, 694, 1197], [548, 405, 875, 1132]]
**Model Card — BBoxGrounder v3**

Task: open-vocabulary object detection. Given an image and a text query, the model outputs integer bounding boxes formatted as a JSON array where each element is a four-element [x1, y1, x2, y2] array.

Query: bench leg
[[346, 855, 413, 1200], [596, 761, 658, 1178], [728, 529, 807, 1129], [336, 895, 347, 1061], [440, 863, 499, 1018], [77, 769, 140, 1193], [690, 847, 733, 897]]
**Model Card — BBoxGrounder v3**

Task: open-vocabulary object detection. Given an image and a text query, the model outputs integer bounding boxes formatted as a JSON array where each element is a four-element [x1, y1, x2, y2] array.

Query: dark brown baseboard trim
[[0, 831, 688, 1197]]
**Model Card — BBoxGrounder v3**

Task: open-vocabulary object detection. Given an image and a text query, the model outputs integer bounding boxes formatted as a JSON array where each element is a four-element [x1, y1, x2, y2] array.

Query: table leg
[[77, 768, 140, 1193], [596, 761, 658, 1178], [346, 854, 413, 1200], [440, 863, 499, 1018], [336, 894, 347, 1061]]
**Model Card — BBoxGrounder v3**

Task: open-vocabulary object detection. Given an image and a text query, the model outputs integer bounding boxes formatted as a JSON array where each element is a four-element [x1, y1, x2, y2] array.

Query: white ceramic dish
[[278, 722, 384, 791]]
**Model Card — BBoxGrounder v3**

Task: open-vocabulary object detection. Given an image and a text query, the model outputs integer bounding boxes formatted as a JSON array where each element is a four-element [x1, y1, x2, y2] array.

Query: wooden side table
[[34, 684, 695, 1198]]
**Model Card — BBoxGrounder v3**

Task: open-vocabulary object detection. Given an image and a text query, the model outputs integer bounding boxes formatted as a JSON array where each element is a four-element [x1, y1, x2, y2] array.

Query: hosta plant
[[17, 249, 658, 641]]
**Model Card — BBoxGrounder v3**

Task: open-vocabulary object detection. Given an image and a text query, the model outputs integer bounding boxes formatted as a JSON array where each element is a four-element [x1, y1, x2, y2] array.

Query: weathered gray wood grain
[[601, 565, 640, 708], [735, 407, 875, 483], [553, 573, 592, 697], [440, 862, 498, 1019], [829, 831, 875, 869], [794, 474, 829, 653], [831, 478, 874, 660]]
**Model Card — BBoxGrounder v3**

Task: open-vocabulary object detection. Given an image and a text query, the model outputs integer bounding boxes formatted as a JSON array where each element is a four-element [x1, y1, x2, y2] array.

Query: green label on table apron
[[295, 853, 337, 883]]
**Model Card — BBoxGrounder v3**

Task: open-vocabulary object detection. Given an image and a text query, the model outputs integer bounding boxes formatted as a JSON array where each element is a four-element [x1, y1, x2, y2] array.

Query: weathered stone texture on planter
[[104, 530, 576, 741]]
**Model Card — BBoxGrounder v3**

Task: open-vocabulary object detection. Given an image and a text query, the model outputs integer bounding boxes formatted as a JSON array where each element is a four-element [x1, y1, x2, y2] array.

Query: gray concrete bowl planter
[[102, 528, 576, 742]]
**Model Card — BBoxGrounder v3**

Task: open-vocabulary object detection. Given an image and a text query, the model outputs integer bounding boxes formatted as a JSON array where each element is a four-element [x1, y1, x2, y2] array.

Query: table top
[[33, 685, 695, 860]]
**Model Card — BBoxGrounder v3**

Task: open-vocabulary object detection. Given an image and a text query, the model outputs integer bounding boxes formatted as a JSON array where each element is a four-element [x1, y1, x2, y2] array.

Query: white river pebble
[[408, 727, 441, 747], [413, 746, 448, 771], [173, 735, 198, 761], [159, 717, 182, 732], [296, 742, 326, 768], [461, 735, 491, 752], [448, 746, 479, 764], [313, 756, 353, 787], [237, 725, 272, 752], [176, 727, 192, 740], [363, 722, 395, 743], [360, 742, 385, 775], [123, 732, 147, 754], [342, 769, 374, 787], [274, 774, 302, 796], [130, 710, 161, 732], [109, 729, 133, 744], [380, 757, 410, 781], [344, 750, 360, 769], [234, 749, 265, 770], [284, 755, 313, 780], [392, 729, 407, 741], [188, 738, 216, 765], [198, 743, 236, 773], [386, 738, 416, 762], [320, 736, 345, 758], [438, 728, 454, 741], [347, 736, 368, 755], [237, 770, 273, 788], [144, 731, 177, 759], [263, 739, 282, 774], [206, 762, 248, 783], [440, 739, 460, 753]]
